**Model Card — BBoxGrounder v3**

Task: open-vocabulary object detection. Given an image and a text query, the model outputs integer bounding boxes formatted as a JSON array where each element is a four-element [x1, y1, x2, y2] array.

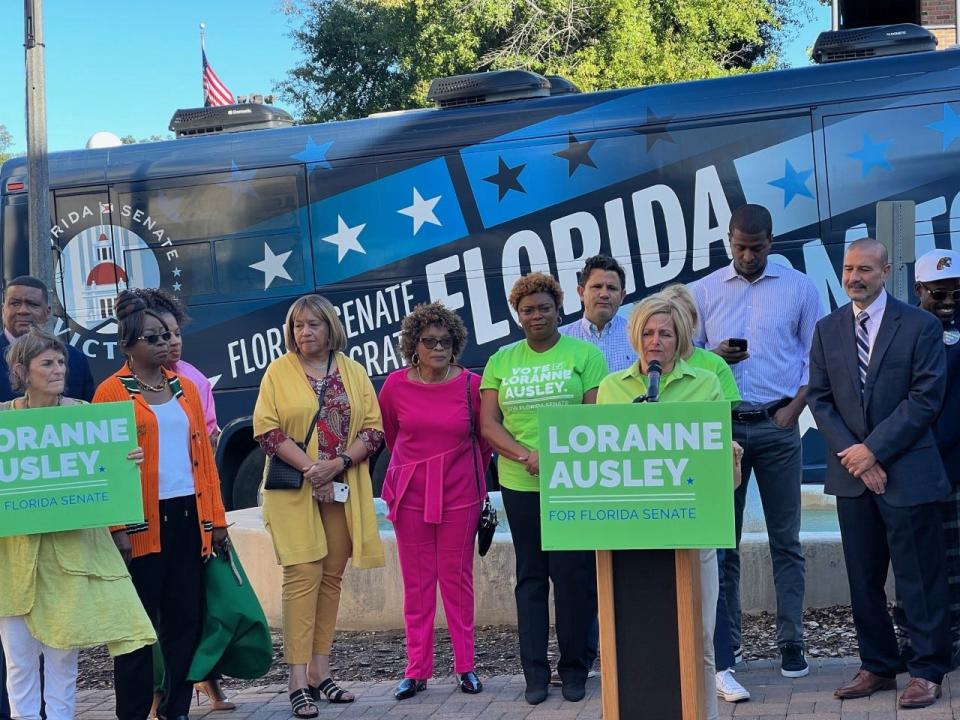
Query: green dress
[[0, 399, 156, 655]]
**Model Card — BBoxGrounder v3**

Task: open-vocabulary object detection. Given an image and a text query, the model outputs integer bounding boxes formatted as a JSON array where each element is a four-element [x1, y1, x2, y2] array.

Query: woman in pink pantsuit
[[379, 302, 492, 701]]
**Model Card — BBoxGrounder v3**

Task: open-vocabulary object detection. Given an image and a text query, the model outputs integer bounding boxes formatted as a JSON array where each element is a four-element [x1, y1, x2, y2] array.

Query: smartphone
[[728, 338, 748, 351], [332, 481, 350, 503]]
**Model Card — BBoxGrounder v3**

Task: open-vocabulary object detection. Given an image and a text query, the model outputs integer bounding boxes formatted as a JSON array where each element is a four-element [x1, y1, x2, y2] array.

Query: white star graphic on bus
[[397, 188, 441, 235], [322, 216, 366, 262], [249, 243, 293, 289], [172, 282, 182, 292], [172, 267, 182, 277]]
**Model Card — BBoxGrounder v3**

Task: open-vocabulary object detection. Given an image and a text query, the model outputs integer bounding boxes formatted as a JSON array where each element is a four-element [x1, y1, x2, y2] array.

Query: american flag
[[202, 49, 234, 107]]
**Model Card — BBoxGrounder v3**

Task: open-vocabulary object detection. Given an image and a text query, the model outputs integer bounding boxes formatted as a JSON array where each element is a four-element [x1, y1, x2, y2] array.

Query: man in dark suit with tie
[[807, 238, 951, 709], [0, 276, 95, 402]]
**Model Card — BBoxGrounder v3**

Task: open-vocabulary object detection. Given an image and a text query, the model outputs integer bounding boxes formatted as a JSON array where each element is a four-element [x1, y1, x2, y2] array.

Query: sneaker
[[780, 642, 809, 678], [716, 669, 750, 702], [732, 646, 743, 665]]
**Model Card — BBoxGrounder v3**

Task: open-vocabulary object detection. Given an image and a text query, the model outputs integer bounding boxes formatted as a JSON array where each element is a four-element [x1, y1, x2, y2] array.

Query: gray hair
[[6, 328, 67, 393]]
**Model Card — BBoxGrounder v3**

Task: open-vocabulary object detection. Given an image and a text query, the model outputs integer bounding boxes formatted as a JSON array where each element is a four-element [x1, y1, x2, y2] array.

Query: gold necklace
[[127, 361, 167, 392], [416, 364, 452, 384]]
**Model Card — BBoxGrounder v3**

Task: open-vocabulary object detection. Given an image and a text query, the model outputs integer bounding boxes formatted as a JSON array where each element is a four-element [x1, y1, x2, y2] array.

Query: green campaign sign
[[538, 402, 735, 550], [0, 401, 144, 537]]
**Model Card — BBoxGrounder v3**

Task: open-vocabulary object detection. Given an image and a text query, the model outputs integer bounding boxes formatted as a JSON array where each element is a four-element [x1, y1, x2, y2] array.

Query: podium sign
[[0, 401, 143, 537], [538, 401, 735, 550]]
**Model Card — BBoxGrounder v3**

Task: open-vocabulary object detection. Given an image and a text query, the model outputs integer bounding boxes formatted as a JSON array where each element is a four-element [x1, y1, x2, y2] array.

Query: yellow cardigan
[[253, 351, 385, 569]]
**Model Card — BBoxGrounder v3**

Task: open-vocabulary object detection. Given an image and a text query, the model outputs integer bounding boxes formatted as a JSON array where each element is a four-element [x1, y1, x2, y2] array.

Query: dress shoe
[[898, 677, 941, 708], [459, 671, 483, 694], [524, 685, 548, 705], [834, 669, 897, 699], [561, 682, 586, 702], [394, 678, 427, 700]]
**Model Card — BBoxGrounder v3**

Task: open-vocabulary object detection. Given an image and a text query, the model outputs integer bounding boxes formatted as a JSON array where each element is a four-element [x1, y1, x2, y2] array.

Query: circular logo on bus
[[55, 224, 161, 334]]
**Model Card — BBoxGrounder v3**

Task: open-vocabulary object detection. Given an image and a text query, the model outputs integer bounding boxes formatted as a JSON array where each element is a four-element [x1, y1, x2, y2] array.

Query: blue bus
[[2, 35, 959, 508]]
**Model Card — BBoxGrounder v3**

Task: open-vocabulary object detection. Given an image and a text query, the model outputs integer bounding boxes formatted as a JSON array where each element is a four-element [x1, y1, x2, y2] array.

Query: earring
[[412, 354, 420, 366]]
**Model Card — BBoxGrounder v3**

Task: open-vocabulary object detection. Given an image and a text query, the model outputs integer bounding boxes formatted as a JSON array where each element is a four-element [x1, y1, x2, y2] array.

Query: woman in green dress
[[0, 329, 155, 720]]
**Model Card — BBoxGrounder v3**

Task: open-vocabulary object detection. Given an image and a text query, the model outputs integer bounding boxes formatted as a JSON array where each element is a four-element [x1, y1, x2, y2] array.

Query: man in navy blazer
[[807, 238, 951, 709], [0, 276, 95, 402]]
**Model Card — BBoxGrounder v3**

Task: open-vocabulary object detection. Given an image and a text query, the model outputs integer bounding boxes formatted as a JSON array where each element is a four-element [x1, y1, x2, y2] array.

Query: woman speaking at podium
[[596, 294, 729, 720]]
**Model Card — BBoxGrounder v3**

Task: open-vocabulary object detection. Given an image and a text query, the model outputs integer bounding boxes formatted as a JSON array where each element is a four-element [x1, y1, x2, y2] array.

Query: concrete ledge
[[228, 507, 882, 630]]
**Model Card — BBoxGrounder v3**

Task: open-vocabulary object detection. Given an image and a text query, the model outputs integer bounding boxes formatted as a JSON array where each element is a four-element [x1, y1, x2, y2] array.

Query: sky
[[0, 1, 832, 155]]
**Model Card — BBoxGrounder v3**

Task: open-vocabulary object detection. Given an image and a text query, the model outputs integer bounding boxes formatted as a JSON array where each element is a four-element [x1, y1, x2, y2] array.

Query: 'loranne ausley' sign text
[[538, 402, 735, 550], [0, 401, 144, 537]]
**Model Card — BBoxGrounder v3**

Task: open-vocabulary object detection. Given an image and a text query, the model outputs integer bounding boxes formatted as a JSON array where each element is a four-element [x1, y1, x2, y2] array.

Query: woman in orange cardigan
[[95, 290, 229, 720]]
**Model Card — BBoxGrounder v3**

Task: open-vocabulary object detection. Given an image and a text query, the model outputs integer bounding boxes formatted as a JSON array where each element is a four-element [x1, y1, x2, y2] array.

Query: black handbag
[[466, 374, 497, 556], [263, 407, 324, 490], [264, 356, 334, 491]]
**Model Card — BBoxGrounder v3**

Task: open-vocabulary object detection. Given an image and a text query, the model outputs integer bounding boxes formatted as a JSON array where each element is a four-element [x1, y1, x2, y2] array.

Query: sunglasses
[[137, 331, 172, 345], [419, 336, 454, 350], [921, 284, 960, 302]]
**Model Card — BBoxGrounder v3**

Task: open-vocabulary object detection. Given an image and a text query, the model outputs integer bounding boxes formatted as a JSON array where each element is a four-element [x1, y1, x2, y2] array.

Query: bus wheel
[[233, 448, 265, 510]]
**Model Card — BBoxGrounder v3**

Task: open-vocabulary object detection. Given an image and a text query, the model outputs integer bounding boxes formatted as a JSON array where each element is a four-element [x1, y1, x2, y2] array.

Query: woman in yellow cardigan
[[254, 294, 384, 719]]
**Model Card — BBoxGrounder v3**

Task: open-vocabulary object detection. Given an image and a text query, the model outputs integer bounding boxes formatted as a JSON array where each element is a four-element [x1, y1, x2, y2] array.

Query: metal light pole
[[24, 0, 52, 292], [832, 0, 839, 30]]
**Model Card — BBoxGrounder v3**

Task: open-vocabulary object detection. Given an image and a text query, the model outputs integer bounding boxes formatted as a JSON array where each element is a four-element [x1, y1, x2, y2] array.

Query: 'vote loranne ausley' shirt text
[[481, 335, 608, 492]]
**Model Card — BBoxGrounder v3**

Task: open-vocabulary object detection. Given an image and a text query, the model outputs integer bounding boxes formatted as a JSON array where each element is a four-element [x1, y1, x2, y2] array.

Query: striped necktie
[[856, 310, 870, 390]]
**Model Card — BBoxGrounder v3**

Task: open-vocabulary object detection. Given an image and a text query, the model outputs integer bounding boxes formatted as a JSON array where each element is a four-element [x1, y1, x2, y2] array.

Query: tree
[[120, 134, 173, 144], [0, 124, 14, 164], [278, 0, 811, 123]]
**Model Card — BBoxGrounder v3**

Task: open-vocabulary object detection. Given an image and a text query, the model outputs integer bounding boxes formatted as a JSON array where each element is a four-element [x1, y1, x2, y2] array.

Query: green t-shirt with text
[[481, 335, 608, 492]]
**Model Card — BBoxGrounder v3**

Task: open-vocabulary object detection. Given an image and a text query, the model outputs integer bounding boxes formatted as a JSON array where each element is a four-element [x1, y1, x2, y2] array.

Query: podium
[[596, 549, 703, 720], [538, 402, 734, 720]]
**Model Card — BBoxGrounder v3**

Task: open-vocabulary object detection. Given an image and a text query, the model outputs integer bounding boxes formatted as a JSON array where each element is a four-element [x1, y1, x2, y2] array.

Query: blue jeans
[[714, 549, 735, 671], [724, 418, 805, 649]]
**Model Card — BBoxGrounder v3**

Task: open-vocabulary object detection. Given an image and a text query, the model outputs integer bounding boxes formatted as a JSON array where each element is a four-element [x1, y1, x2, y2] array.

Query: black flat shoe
[[524, 685, 548, 705], [459, 671, 483, 694], [394, 678, 427, 700]]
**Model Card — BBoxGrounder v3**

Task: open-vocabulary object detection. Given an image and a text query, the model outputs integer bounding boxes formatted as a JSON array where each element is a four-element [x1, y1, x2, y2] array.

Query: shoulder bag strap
[[302, 352, 334, 448], [465, 372, 483, 502]]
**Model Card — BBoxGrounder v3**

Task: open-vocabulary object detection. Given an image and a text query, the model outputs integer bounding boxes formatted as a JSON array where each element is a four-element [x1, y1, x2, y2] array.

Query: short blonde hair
[[627, 295, 693, 363], [6, 328, 67, 393], [657, 284, 698, 358], [283, 294, 347, 354]]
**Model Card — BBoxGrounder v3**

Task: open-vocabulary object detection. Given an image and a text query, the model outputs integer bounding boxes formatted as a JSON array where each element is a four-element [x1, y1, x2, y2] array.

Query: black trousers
[[501, 487, 596, 688], [837, 491, 951, 684], [114, 496, 204, 719], [0, 642, 9, 720]]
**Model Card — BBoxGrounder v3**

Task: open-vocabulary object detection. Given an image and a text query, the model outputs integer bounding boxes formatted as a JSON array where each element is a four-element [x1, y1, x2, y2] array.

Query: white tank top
[[152, 397, 195, 500]]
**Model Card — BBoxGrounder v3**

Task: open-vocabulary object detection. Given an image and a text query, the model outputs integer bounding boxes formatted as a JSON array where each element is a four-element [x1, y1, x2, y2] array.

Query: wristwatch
[[338, 453, 353, 470]]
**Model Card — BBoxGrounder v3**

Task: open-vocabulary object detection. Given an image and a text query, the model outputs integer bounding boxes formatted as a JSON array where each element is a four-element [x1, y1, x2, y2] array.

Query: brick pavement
[[74, 658, 960, 719]]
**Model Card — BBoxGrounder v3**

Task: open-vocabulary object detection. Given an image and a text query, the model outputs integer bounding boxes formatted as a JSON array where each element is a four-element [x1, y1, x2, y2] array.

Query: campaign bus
[[2, 26, 959, 509]]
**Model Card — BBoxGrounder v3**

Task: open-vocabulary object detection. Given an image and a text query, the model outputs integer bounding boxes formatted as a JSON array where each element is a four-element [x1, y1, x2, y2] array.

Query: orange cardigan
[[95, 366, 227, 559]]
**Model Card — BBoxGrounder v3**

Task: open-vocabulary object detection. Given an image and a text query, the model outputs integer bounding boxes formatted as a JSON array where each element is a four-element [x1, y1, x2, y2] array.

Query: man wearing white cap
[[915, 248, 960, 667]]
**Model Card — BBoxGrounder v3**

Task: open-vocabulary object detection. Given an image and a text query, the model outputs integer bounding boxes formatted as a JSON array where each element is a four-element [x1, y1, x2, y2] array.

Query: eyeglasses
[[137, 331, 172, 345], [419, 336, 454, 350], [921, 284, 960, 302]]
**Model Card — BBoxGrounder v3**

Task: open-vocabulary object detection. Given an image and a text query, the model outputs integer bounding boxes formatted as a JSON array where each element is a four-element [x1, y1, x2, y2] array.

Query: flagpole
[[199, 22, 206, 105]]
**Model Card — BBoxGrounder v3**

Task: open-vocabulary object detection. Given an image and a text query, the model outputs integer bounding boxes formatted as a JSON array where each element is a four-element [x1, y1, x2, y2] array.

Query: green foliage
[[0, 125, 13, 164], [278, 0, 805, 123], [120, 134, 172, 145]]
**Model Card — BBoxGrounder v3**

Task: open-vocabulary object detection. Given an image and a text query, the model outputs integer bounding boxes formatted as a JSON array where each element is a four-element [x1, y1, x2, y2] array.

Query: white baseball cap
[[915, 249, 960, 282]]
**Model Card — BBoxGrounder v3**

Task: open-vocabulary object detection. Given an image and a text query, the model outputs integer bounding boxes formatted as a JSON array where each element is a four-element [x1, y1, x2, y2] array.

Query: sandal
[[289, 688, 319, 718], [311, 677, 356, 703]]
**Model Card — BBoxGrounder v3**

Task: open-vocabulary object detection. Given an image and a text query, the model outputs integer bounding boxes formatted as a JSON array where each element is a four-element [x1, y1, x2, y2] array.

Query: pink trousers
[[393, 504, 481, 678]]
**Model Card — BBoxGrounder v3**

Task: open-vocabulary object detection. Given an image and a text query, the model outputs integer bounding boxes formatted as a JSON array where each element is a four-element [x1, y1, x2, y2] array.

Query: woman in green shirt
[[480, 272, 608, 706], [597, 294, 732, 720]]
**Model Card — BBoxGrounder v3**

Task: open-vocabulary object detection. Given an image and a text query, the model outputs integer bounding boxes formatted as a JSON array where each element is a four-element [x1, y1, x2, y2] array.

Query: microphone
[[646, 360, 662, 403]]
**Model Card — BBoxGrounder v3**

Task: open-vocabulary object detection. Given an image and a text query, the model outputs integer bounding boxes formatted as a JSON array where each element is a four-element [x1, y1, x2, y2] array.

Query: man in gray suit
[[807, 238, 951, 709]]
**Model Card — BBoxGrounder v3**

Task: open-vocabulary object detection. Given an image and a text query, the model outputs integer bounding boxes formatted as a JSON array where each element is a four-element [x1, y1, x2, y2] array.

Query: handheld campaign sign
[[0, 401, 143, 537], [539, 401, 734, 550]]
